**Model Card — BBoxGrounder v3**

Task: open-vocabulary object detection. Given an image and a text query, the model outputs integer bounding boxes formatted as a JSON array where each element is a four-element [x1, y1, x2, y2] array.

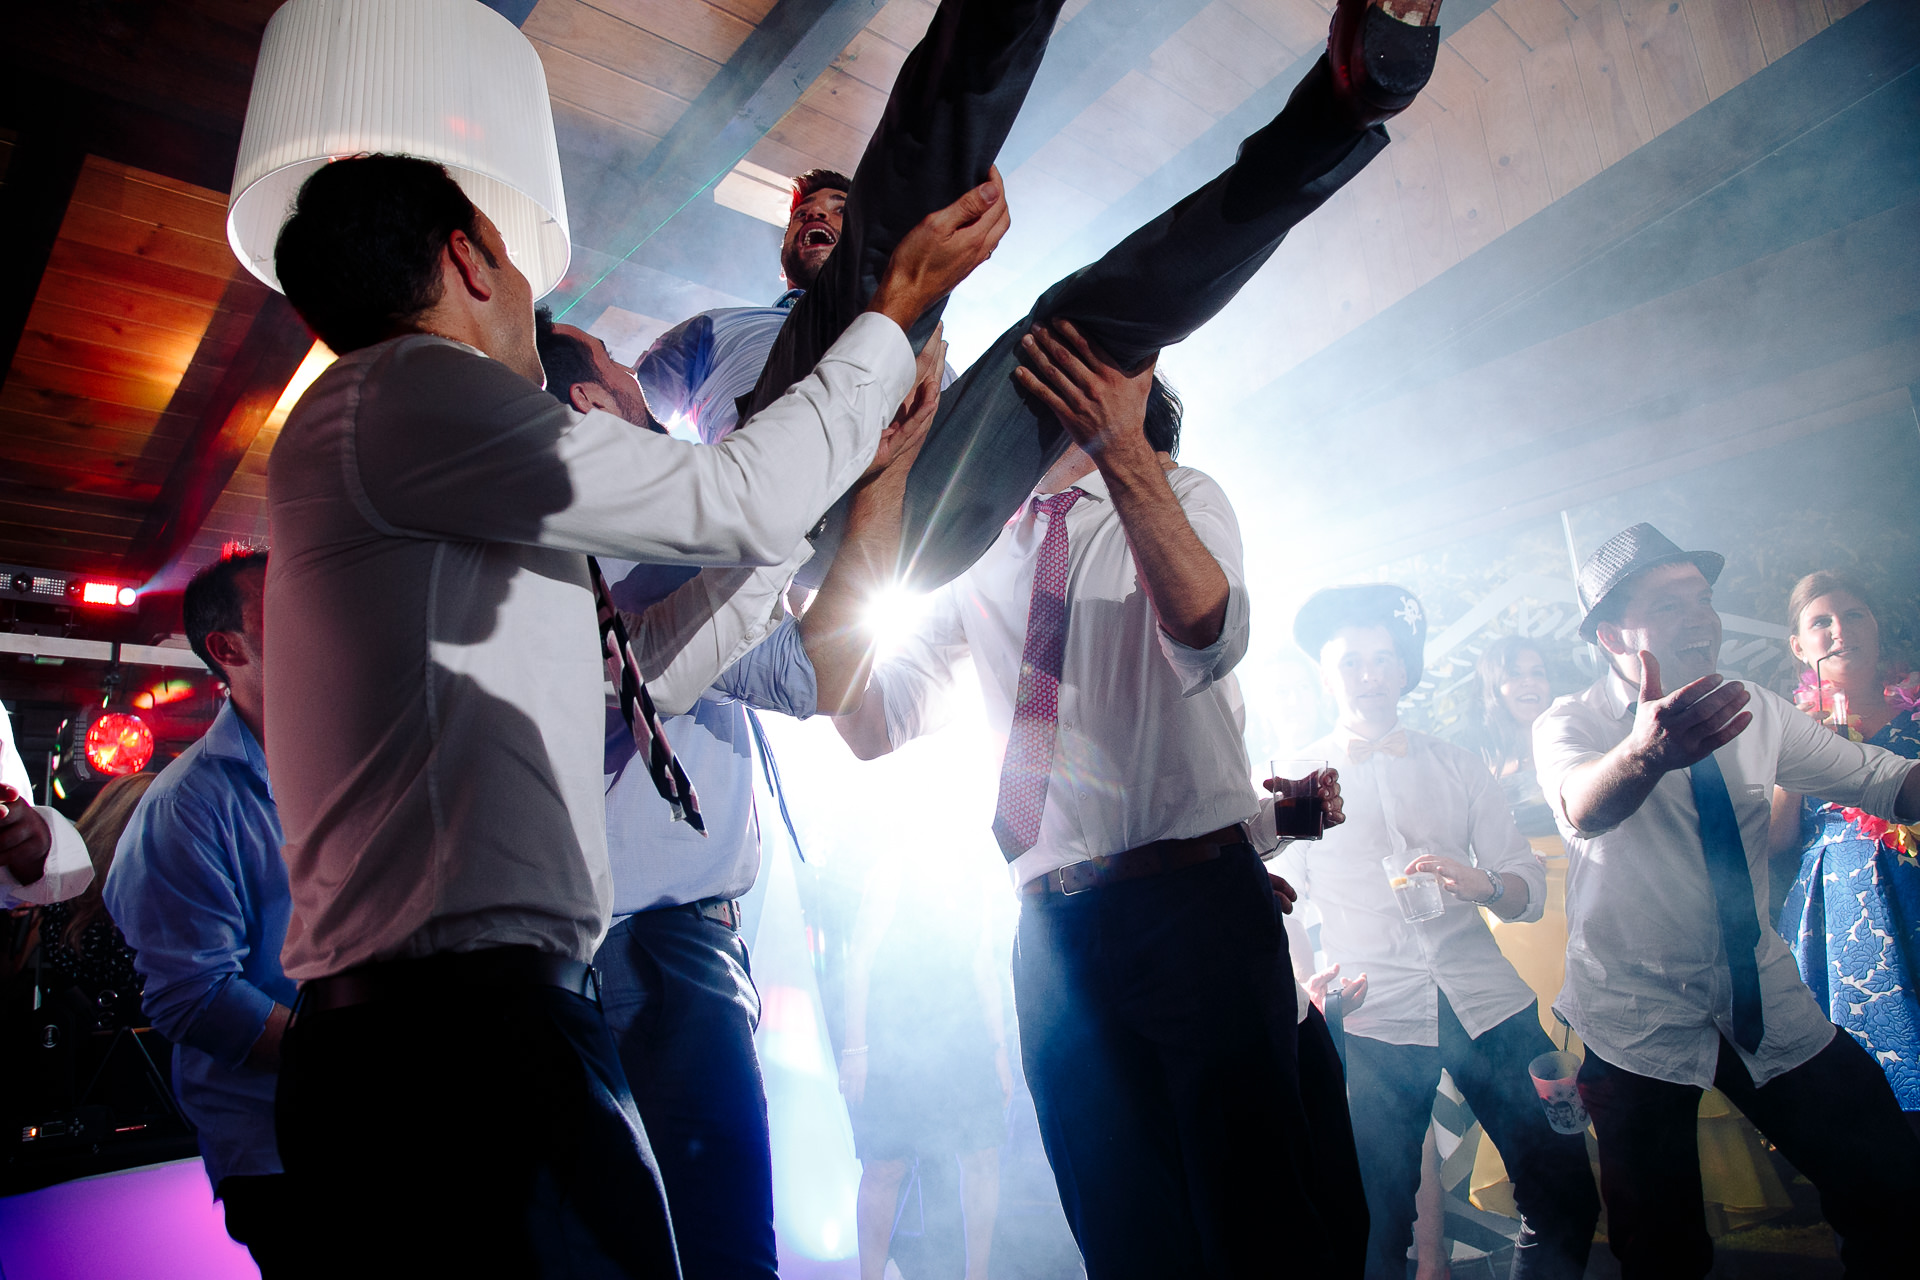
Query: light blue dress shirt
[[602, 554, 817, 914], [104, 703, 293, 1189], [636, 290, 802, 444]]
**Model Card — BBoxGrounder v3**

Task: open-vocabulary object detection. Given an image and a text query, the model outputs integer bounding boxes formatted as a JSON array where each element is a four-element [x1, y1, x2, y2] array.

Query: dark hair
[[534, 306, 599, 409], [790, 168, 851, 213], [63, 772, 159, 950], [184, 547, 268, 684], [1144, 374, 1182, 458], [274, 154, 494, 354], [1786, 570, 1876, 642], [1477, 635, 1547, 765]]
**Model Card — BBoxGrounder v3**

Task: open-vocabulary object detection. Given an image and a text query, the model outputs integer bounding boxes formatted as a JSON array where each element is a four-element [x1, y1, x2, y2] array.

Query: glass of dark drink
[[1268, 759, 1326, 840]]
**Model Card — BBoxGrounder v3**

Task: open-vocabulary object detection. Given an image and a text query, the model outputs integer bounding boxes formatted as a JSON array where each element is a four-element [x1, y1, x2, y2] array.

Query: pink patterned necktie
[[993, 489, 1084, 861]]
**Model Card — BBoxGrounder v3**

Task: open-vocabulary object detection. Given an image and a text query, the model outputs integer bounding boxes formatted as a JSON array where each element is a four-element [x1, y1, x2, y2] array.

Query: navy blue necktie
[[1690, 753, 1763, 1052]]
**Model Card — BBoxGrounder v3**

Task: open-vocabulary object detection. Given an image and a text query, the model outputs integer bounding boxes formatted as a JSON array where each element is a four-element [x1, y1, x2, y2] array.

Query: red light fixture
[[80, 581, 119, 605], [84, 712, 154, 777]]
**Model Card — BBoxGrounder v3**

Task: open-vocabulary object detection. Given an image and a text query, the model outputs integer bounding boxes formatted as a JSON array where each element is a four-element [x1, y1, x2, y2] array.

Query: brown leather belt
[[295, 945, 599, 1019], [1020, 824, 1250, 898]]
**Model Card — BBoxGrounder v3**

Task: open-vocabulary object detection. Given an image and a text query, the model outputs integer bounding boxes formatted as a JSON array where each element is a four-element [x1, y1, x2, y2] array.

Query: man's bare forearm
[[1561, 742, 1663, 835], [1097, 446, 1228, 650]]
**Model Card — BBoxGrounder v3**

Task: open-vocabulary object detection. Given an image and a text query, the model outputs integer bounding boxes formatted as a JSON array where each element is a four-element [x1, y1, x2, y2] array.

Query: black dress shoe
[[1328, 0, 1444, 127]]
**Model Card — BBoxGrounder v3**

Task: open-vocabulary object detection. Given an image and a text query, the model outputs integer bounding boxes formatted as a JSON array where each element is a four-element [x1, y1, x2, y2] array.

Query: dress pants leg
[[1576, 1048, 1712, 1279], [1297, 1005, 1370, 1279], [1012, 848, 1338, 1279], [278, 977, 679, 1279], [1343, 1031, 1444, 1280], [217, 1174, 309, 1280], [596, 911, 776, 1280], [899, 57, 1395, 589], [1710, 1027, 1920, 1276], [1435, 1001, 1597, 1280], [742, 0, 1069, 420]]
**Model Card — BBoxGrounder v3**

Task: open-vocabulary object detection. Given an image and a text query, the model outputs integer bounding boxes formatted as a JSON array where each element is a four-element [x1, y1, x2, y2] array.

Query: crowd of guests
[[3, 1, 1919, 1278]]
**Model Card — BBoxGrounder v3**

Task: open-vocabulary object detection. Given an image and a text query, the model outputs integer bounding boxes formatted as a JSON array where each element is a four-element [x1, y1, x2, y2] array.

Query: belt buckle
[[1058, 864, 1095, 896]]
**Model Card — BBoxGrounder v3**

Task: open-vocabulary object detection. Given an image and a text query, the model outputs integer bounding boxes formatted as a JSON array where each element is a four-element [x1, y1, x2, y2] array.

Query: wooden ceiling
[[0, 0, 1904, 659]]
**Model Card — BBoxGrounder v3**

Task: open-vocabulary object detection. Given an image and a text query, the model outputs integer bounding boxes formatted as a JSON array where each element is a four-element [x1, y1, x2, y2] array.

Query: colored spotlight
[[84, 712, 154, 777]]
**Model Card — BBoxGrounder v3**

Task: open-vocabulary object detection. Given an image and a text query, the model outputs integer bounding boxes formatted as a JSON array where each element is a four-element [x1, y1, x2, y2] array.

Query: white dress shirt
[[266, 315, 912, 981], [873, 464, 1256, 887], [0, 702, 90, 906], [1535, 672, 1919, 1088], [1275, 728, 1545, 1046]]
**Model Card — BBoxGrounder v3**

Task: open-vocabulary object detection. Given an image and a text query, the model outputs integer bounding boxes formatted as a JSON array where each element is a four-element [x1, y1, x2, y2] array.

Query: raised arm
[[1556, 652, 1753, 835], [1013, 320, 1228, 651]]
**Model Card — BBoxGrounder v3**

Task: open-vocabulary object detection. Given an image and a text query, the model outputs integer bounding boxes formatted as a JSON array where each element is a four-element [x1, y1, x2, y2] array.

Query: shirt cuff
[[0, 807, 92, 905], [1156, 582, 1250, 696], [190, 974, 279, 1070]]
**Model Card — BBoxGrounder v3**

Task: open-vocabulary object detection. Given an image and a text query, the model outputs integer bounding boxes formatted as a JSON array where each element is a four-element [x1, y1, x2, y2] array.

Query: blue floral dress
[[1779, 708, 1920, 1108]]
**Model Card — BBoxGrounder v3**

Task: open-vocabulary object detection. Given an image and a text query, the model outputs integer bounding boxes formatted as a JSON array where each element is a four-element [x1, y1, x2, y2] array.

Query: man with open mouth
[[1536, 522, 1920, 1277]]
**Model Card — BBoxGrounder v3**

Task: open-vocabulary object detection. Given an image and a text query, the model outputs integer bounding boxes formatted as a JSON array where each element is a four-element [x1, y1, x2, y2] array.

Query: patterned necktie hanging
[[589, 556, 705, 835]]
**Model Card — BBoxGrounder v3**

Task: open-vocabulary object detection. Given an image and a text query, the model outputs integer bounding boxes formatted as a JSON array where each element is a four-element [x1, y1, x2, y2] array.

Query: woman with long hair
[[1774, 569, 1920, 1135], [39, 771, 158, 1029]]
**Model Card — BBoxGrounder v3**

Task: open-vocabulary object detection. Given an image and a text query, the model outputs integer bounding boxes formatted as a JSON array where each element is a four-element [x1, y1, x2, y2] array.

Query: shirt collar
[[773, 288, 804, 310], [202, 701, 272, 794], [1595, 669, 1636, 722], [1035, 467, 1111, 507]]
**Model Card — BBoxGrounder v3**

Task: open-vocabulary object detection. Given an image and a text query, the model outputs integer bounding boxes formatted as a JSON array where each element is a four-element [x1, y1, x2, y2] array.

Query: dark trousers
[[595, 909, 774, 1280], [745, 0, 1067, 409], [1579, 1026, 1920, 1278], [1011, 845, 1365, 1278], [1345, 999, 1597, 1280], [897, 56, 1391, 589], [277, 959, 678, 1278], [218, 1173, 305, 1279]]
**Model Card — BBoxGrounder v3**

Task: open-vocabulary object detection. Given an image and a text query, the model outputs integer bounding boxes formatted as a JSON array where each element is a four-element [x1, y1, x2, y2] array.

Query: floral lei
[[1796, 670, 1920, 860]]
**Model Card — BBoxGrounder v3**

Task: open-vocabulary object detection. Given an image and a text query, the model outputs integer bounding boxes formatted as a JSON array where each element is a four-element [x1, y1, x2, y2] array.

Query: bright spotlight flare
[[862, 584, 933, 658]]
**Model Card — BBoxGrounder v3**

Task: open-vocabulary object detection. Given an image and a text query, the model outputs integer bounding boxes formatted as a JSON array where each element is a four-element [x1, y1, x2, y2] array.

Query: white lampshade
[[227, 0, 571, 297]]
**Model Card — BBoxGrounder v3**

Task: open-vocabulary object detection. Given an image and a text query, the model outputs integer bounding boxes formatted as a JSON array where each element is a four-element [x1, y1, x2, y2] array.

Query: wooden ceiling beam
[[116, 280, 313, 584], [552, 0, 882, 306]]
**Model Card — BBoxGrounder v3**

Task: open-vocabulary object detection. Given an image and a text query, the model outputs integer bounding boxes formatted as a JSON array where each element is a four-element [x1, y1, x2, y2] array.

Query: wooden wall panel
[[1524, 30, 1606, 199], [1431, 91, 1509, 259], [1747, 0, 1828, 61], [1569, 0, 1656, 168], [589, 0, 756, 65], [1390, 123, 1464, 287], [1621, 0, 1710, 135], [1684, 0, 1768, 99]]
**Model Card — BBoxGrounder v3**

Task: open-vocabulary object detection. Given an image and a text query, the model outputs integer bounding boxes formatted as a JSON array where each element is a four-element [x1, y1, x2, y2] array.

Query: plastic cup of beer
[[1528, 1049, 1590, 1135], [1268, 759, 1326, 840], [1383, 852, 1446, 922]]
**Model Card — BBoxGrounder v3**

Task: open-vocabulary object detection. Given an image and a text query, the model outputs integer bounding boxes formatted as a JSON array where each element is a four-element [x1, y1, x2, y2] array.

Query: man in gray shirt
[[263, 153, 1005, 1277]]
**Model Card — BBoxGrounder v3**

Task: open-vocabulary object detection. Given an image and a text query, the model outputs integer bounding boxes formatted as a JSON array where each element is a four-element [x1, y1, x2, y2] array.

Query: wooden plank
[[18, 300, 216, 365], [1524, 29, 1606, 198], [1108, 70, 1222, 149], [1148, 35, 1262, 120], [12, 327, 200, 385], [1423, 42, 1489, 113], [832, 27, 912, 93], [1569, 0, 1655, 169], [1747, 0, 1828, 62], [1822, 0, 1870, 21], [709, 0, 781, 23], [1431, 90, 1508, 257], [1619, 0, 1709, 136], [1024, 131, 1146, 205], [1493, 0, 1577, 49], [1163, 3, 1296, 91], [1449, 6, 1533, 78], [1477, 60, 1554, 228], [6, 357, 181, 414], [68, 165, 229, 245], [763, 101, 869, 175], [523, 1, 722, 102], [33, 270, 229, 339], [867, 0, 938, 49], [1682, 0, 1767, 99], [1226, 0, 1332, 55], [55, 203, 240, 285], [1390, 123, 1463, 286], [0, 518, 132, 561], [796, 65, 892, 134], [587, 0, 757, 64], [535, 43, 691, 138], [1349, 152, 1417, 310], [1063, 97, 1184, 180]]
